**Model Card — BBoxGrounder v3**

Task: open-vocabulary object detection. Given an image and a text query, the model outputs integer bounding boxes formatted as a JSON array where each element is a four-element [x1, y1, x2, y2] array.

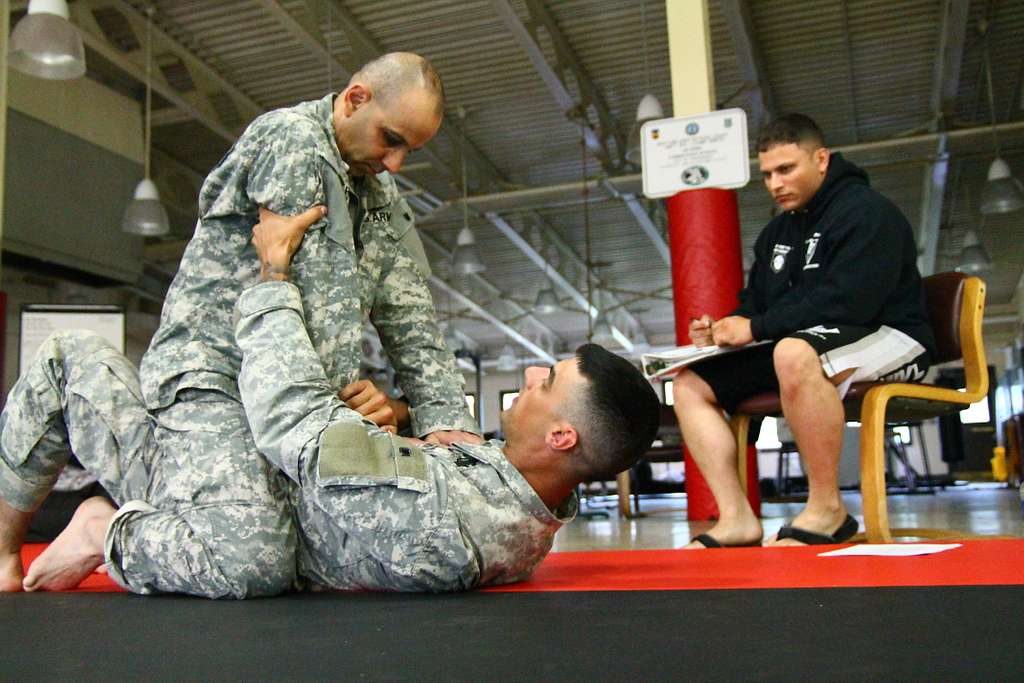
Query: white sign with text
[[641, 108, 750, 198]]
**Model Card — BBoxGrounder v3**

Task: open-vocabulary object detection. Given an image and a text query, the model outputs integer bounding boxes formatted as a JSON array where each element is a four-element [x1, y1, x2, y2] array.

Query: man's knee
[[112, 503, 297, 599], [772, 338, 822, 387], [673, 368, 717, 407], [192, 506, 298, 598], [36, 330, 116, 365], [214, 539, 297, 598]]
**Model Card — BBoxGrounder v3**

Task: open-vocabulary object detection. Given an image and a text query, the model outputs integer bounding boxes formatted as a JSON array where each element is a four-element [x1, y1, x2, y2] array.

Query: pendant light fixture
[[533, 238, 561, 314], [451, 108, 486, 274], [956, 228, 992, 274], [452, 225, 485, 275], [122, 8, 169, 237], [8, 0, 86, 80], [978, 19, 1024, 215], [624, 0, 663, 165], [496, 344, 518, 372], [533, 286, 561, 314]]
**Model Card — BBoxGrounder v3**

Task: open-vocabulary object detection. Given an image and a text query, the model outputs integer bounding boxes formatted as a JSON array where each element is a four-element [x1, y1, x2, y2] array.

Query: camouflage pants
[[0, 331, 296, 599]]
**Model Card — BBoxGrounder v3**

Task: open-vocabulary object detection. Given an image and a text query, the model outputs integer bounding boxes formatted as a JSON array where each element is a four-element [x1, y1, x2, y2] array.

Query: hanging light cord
[[641, 0, 650, 92], [460, 112, 469, 234], [581, 120, 593, 340], [144, 8, 153, 181], [983, 36, 1001, 157]]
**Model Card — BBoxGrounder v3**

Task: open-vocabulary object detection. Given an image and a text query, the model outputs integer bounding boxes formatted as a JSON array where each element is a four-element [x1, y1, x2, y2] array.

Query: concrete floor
[[553, 484, 1024, 551]]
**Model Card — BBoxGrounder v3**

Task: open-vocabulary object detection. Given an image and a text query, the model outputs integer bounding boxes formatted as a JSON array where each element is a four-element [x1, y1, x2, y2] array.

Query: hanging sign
[[640, 108, 750, 198]]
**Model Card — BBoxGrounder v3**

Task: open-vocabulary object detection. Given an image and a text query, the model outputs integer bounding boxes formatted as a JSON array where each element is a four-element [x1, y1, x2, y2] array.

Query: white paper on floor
[[818, 543, 963, 557]]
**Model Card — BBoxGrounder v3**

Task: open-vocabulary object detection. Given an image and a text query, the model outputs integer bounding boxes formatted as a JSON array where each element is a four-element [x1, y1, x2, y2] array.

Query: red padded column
[[666, 188, 760, 519]]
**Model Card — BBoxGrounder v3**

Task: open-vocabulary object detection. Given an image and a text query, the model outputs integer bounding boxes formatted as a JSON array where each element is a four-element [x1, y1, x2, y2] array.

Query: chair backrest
[[922, 272, 967, 364], [921, 271, 988, 397]]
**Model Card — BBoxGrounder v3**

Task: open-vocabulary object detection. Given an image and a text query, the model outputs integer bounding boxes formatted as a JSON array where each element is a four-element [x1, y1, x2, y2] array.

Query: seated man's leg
[[0, 331, 155, 591], [767, 325, 929, 545], [766, 337, 853, 545], [106, 391, 298, 599], [673, 367, 763, 548]]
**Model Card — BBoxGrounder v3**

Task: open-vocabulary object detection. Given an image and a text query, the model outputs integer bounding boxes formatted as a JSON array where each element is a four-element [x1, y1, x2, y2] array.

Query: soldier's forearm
[[235, 282, 359, 482]]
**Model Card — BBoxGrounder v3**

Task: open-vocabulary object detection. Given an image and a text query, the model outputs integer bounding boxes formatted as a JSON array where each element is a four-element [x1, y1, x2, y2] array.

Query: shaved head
[[350, 52, 445, 117]]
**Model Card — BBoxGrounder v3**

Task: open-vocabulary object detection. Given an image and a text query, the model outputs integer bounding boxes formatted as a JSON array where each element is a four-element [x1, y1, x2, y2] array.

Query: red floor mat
[[19, 544, 125, 592], [486, 539, 1024, 592], [19, 539, 1024, 594]]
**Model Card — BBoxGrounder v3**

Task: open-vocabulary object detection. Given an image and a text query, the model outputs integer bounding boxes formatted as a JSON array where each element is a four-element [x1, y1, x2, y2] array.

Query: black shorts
[[689, 324, 931, 414]]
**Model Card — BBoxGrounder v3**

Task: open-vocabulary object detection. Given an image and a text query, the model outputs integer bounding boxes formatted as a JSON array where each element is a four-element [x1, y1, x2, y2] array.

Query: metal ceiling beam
[[396, 176, 566, 355], [489, 0, 669, 277], [425, 120, 1024, 217], [600, 179, 670, 266], [69, 3, 237, 144], [65, 0, 539, 352], [485, 213, 637, 353], [252, 1, 647, 349], [429, 276, 556, 364], [149, 108, 194, 128], [81, 0, 562, 359], [521, 211, 648, 346], [257, 0, 507, 193], [490, 0, 608, 168], [417, 230, 564, 356], [916, 139, 948, 276], [931, 0, 970, 126], [322, 0, 385, 68], [720, 0, 775, 132], [918, 1, 968, 275], [528, 0, 626, 165], [106, 0, 265, 124]]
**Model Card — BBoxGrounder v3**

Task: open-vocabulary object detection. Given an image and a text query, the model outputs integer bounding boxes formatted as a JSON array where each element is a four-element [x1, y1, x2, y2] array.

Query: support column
[[665, 0, 759, 519], [1, 0, 10, 400]]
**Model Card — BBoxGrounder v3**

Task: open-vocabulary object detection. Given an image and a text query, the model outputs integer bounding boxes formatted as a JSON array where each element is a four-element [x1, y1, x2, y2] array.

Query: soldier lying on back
[[0, 207, 661, 596]]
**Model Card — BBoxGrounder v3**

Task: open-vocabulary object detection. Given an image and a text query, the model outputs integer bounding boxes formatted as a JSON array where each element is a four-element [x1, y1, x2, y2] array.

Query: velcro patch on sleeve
[[317, 423, 429, 492]]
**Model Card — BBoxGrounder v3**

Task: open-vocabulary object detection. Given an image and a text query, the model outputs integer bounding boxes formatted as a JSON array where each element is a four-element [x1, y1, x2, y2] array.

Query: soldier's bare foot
[[0, 499, 33, 591], [0, 552, 24, 592], [23, 497, 114, 592]]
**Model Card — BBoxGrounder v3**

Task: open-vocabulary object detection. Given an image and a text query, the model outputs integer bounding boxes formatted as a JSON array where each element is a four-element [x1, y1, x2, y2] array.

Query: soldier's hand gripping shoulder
[[251, 204, 327, 282], [338, 378, 411, 435]]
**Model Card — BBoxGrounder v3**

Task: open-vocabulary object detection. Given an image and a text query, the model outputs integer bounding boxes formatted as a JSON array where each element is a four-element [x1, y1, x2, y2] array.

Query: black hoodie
[[733, 152, 936, 358]]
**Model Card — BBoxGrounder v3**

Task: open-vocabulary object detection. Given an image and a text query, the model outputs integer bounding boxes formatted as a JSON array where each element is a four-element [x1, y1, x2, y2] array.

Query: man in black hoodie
[[672, 114, 935, 548]]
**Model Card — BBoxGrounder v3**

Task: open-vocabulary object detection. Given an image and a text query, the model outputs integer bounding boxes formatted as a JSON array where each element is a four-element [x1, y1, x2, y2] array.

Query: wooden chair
[[730, 272, 988, 542]]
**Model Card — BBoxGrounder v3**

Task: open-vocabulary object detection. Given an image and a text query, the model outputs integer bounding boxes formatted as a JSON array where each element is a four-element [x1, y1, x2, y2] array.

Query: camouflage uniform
[[141, 93, 476, 437], [0, 286, 575, 594], [0, 331, 295, 599], [236, 282, 578, 591], [107, 94, 475, 596]]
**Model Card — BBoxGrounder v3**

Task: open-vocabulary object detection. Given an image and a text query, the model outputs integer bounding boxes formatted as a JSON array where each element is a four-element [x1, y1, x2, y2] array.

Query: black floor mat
[[1, 586, 1019, 681]]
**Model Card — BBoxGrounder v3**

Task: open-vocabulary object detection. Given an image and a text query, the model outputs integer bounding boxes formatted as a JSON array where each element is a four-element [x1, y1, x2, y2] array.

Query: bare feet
[[763, 506, 850, 547], [0, 551, 25, 592], [684, 515, 762, 549], [0, 499, 34, 592], [23, 496, 114, 592]]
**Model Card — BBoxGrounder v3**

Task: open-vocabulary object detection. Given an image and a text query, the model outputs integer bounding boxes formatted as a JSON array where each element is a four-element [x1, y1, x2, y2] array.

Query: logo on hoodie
[[770, 244, 792, 273], [804, 232, 821, 269]]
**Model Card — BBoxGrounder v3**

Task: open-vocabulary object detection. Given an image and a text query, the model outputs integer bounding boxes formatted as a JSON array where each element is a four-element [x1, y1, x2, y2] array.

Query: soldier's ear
[[546, 423, 578, 453], [340, 84, 371, 116], [348, 84, 371, 110]]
